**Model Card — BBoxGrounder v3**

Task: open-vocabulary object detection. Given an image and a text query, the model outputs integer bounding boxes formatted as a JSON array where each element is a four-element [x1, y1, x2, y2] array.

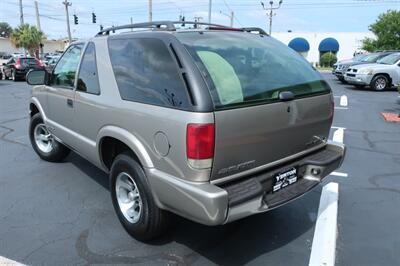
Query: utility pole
[[148, 0, 153, 22], [208, 0, 212, 23], [19, 0, 24, 25], [62, 0, 72, 44], [261, 0, 283, 36], [130, 17, 133, 31], [220, 10, 234, 27], [34, 1, 43, 59]]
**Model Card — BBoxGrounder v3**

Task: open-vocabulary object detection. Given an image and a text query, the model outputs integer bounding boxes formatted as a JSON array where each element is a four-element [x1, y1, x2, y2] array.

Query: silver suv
[[26, 21, 345, 241]]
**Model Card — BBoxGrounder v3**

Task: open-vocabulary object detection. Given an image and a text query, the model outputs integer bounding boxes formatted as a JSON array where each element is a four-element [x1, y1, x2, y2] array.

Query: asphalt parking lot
[[0, 73, 399, 266]]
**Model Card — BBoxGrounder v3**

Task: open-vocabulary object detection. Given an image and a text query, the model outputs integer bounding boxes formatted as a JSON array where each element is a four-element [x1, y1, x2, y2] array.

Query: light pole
[[261, 0, 283, 36]]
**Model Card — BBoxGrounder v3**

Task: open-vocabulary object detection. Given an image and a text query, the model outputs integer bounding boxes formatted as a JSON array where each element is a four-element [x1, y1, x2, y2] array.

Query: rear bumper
[[146, 141, 346, 226]]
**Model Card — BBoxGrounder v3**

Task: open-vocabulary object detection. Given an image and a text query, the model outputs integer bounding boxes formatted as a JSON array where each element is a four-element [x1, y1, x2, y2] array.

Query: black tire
[[110, 153, 169, 241], [370, 75, 389, 91], [339, 78, 347, 84], [29, 113, 70, 162]]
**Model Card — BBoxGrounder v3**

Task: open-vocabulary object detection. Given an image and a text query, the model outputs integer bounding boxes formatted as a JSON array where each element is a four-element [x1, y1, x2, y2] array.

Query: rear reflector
[[186, 123, 214, 169]]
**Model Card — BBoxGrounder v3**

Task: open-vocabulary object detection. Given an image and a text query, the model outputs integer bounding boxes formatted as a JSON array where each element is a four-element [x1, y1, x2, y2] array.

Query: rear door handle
[[67, 98, 73, 108]]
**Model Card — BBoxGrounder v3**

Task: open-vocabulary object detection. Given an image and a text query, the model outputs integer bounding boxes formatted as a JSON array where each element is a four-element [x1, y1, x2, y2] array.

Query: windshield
[[377, 53, 400, 65], [361, 53, 383, 63], [354, 54, 367, 61], [177, 31, 330, 109]]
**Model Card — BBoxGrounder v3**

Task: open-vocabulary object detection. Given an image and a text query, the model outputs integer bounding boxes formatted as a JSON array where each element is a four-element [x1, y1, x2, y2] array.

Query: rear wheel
[[29, 113, 70, 162], [110, 153, 169, 241], [370, 75, 389, 91]]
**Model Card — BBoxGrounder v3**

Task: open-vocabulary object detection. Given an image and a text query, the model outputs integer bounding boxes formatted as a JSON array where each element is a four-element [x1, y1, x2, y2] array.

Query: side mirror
[[2, 63, 5, 66], [26, 69, 48, 85]]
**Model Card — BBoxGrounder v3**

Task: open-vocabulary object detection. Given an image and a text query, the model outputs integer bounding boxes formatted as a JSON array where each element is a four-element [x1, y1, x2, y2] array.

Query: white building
[[273, 32, 375, 64], [0, 37, 66, 55]]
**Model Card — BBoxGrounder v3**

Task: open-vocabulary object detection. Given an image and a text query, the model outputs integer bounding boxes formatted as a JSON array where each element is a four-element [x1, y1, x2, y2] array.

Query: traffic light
[[73, 14, 78, 25], [181, 15, 185, 27], [92, 12, 96, 24]]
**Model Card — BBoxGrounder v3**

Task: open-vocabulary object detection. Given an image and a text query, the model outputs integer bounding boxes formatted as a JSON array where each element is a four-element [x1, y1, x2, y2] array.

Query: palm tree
[[10, 24, 44, 58]]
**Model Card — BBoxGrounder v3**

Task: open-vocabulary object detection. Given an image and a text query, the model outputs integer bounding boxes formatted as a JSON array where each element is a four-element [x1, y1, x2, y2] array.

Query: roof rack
[[241, 27, 268, 36], [95, 21, 239, 36]]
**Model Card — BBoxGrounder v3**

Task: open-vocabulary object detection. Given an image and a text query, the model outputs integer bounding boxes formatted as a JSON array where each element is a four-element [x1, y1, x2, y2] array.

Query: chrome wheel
[[33, 123, 53, 153], [375, 77, 387, 90], [115, 172, 142, 224]]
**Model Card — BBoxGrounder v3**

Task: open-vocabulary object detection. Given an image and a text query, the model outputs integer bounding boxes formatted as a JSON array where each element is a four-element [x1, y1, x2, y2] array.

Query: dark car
[[2, 57, 45, 81]]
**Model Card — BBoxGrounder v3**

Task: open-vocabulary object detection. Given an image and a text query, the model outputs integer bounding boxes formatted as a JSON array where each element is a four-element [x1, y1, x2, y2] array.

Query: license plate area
[[272, 167, 298, 193]]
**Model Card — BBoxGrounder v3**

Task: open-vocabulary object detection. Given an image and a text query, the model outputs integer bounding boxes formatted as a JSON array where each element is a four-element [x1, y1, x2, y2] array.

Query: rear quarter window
[[108, 37, 190, 109]]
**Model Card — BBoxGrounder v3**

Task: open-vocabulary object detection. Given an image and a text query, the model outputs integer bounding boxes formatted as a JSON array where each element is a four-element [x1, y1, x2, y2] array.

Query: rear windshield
[[20, 58, 38, 65], [177, 31, 330, 109]]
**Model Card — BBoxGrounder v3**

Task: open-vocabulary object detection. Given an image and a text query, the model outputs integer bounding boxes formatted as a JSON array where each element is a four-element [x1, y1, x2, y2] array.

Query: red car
[[2, 57, 45, 81]]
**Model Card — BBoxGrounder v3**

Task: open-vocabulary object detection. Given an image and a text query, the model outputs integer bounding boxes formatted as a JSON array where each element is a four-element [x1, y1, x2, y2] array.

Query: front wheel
[[370, 75, 389, 91], [110, 153, 169, 241], [29, 113, 70, 162]]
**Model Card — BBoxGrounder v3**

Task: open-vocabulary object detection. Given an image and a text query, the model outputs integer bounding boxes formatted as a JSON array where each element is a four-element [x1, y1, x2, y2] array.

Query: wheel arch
[[372, 73, 392, 86], [29, 98, 47, 120], [97, 126, 154, 171]]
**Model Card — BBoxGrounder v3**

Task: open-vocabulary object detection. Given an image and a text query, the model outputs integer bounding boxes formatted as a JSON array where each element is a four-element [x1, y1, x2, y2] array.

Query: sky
[[0, 0, 399, 40]]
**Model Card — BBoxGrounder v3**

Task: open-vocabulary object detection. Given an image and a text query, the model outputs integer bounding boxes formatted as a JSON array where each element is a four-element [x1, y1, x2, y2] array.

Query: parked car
[[26, 21, 345, 240], [332, 54, 367, 81], [334, 52, 395, 83], [345, 52, 400, 90], [3, 57, 45, 81]]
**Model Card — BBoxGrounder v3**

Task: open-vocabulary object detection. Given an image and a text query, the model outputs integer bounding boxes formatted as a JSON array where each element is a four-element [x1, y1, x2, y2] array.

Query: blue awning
[[319, 38, 339, 52], [288, 37, 310, 52]]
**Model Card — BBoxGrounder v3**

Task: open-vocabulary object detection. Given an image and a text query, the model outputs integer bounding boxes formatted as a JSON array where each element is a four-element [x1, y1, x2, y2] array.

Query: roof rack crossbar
[[241, 27, 268, 36], [95, 21, 240, 36]]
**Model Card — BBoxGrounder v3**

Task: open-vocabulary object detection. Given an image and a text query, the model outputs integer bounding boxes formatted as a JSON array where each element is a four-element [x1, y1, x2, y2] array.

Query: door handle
[[67, 98, 73, 108]]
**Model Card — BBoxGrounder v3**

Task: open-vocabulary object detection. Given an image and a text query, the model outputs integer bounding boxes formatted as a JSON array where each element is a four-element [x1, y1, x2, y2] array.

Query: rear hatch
[[177, 31, 333, 180], [20, 58, 42, 70]]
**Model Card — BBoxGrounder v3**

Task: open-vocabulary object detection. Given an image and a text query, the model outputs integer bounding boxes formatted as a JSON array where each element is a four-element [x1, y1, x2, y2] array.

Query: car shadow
[[67, 152, 318, 265]]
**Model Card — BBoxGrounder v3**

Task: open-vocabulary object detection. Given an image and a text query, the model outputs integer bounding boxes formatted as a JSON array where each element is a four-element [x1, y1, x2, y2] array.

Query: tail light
[[36, 59, 44, 67], [14, 58, 21, 69], [186, 123, 215, 169]]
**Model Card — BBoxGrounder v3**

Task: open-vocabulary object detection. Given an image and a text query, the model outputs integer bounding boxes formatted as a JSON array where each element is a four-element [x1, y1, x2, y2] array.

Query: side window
[[108, 38, 190, 109], [77, 42, 100, 95], [52, 44, 83, 89]]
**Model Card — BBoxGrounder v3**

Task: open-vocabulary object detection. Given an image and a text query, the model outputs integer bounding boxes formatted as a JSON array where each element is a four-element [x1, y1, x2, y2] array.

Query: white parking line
[[309, 182, 339, 266], [339, 95, 348, 107], [332, 128, 344, 143], [331, 126, 346, 130], [334, 106, 348, 110], [0, 256, 25, 265], [331, 171, 348, 177]]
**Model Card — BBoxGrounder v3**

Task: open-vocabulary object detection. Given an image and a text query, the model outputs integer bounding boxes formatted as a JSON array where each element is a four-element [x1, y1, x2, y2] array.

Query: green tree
[[362, 10, 400, 52], [10, 24, 44, 57], [320, 52, 337, 67], [0, 22, 13, 38]]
